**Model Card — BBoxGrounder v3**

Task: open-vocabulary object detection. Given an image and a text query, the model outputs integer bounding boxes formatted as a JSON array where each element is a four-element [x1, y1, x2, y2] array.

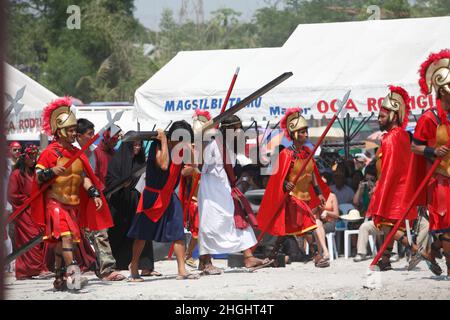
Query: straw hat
[[340, 209, 364, 221]]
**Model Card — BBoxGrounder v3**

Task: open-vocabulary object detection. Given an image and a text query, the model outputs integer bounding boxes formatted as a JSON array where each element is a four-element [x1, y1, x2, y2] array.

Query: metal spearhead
[[336, 89, 351, 118]]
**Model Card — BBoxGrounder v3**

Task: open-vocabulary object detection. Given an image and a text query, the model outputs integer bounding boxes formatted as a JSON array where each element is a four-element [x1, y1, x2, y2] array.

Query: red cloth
[[403, 108, 439, 208], [179, 175, 199, 238], [257, 146, 330, 236], [94, 143, 115, 191], [367, 127, 416, 222], [285, 198, 317, 235], [45, 198, 82, 242], [31, 142, 113, 242], [428, 174, 450, 233], [8, 169, 49, 279], [403, 106, 450, 232], [136, 162, 182, 222]]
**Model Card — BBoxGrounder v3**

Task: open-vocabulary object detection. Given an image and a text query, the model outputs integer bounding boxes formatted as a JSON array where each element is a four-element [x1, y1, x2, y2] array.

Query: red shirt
[[94, 142, 115, 190]]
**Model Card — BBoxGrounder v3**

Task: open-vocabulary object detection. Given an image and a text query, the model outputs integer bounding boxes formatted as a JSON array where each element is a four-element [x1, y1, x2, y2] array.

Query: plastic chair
[[368, 234, 377, 256], [344, 229, 359, 258], [338, 203, 356, 257], [326, 232, 338, 261]]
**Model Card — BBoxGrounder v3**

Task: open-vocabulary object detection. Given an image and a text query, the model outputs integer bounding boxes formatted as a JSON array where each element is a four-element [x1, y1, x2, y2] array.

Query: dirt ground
[[4, 256, 450, 300]]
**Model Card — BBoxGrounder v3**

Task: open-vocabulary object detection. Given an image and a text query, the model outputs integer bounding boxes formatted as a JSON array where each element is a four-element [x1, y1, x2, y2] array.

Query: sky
[[133, 0, 272, 31]]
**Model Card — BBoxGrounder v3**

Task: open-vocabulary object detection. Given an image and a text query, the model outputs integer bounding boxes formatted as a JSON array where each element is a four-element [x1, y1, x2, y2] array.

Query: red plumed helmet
[[281, 107, 307, 140], [42, 96, 75, 135], [193, 109, 211, 121], [418, 49, 450, 95], [388, 85, 411, 129]]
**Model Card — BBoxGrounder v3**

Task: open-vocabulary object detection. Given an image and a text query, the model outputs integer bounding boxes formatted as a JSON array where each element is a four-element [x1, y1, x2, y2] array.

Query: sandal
[[243, 255, 271, 269], [185, 257, 198, 269], [102, 271, 126, 281], [66, 264, 83, 290], [407, 251, 423, 271], [127, 274, 144, 282], [377, 251, 393, 272], [314, 257, 330, 268], [140, 270, 163, 277], [421, 253, 443, 276], [53, 267, 67, 291], [176, 273, 200, 280], [201, 265, 223, 276], [247, 258, 274, 272]]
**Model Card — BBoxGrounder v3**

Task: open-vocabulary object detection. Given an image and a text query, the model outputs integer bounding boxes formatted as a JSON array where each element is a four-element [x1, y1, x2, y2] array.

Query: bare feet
[[244, 255, 270, 268]]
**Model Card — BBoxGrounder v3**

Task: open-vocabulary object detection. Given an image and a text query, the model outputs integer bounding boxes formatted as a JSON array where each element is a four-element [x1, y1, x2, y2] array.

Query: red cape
[[31, 142, 114, 234], [367, 127, 415, 220], [257, 146, 330, 236], [402, 109, 439, 210]]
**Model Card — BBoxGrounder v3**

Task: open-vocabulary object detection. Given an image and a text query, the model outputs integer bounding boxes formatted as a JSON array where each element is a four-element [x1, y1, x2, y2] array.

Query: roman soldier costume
[[258, 108, 329, 237], [368, 86, 413, 231], [31, 96, 113, 290], [405, 49, 450, 276]]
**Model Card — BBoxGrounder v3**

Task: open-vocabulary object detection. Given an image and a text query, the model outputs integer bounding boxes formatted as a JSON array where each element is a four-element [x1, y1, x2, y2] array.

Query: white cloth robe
[[198, 139, 257, 255]]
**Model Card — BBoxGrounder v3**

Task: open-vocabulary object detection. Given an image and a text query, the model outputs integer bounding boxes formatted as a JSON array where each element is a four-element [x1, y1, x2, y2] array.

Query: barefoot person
[[31, 97, 113, 291], [127, 121, 199, 281], [258, 108, 330, 268]]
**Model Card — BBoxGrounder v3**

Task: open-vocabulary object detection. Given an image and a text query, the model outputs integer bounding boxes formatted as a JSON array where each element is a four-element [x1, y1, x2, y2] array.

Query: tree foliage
[[6, 0, 450, 102]]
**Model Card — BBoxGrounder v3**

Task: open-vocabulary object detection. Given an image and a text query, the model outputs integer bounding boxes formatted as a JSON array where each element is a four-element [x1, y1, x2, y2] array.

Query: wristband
[[424, 146, 436, 160], [37, 168, 55, 183], [87, 186, 101, 198]]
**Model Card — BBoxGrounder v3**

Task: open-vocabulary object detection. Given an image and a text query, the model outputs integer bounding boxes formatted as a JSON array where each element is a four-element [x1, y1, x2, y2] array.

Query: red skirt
[[44, 198, 81, 242], [428, 174, 450, 233], [285, 196, 318, 236]]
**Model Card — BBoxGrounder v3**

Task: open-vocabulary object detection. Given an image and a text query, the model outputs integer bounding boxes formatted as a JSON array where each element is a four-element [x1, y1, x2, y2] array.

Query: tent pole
[[344, 113, 350, 160]]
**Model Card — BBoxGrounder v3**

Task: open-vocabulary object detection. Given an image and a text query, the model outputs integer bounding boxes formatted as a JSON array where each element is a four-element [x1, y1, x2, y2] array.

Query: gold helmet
[[380, 86, 411, 128], [42, 96, 77, 137], [419, 49, 450, 98], [281, 108, 308, 140]]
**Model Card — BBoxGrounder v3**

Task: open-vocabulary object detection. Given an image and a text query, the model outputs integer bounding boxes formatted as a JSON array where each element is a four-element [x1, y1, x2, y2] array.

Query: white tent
[[4, 63, 58, 141], [134, 16, 450, 128]]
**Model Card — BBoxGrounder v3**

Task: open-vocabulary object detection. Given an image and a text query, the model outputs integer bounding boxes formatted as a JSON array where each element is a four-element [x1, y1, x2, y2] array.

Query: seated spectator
[[354, 154, 369, 172], [330, 171, 355, 205], [353, 164, 377, 213], [351, 170, 364, 192], [314, 190, 340, 261]]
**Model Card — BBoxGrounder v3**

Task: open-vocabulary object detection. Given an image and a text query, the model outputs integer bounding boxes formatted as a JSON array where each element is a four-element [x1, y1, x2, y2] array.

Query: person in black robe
[[106, 132, 161, 276]]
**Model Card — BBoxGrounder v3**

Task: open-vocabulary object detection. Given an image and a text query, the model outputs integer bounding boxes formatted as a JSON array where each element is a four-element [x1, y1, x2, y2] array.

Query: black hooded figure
[[106, 131, 158, 274]]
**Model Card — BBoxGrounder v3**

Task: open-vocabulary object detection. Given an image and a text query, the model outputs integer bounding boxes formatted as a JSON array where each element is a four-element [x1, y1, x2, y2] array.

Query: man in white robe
[[197, 115, 271, 274]]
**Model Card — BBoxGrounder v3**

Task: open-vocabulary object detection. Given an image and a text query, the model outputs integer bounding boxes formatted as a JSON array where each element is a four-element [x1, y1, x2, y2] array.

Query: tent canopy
[[4, 63, 58, 141], [134, 16, 450, 128]]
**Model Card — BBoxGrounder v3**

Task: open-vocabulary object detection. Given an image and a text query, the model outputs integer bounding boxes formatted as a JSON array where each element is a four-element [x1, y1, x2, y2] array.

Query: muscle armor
[[48, 157, 84, 205], [287, 157, 314, 201]]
